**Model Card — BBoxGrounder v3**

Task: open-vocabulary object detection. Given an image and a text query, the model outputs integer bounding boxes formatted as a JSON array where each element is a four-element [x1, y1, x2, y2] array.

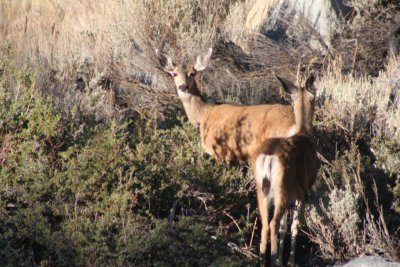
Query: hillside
[[0, 0, 399, 266]]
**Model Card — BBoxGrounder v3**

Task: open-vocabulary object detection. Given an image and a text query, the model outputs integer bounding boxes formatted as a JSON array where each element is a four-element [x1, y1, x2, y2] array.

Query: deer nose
[[178, 85, 188, 92]]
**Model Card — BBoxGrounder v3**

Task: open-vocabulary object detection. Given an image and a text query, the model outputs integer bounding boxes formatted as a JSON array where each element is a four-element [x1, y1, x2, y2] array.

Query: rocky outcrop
[[339, 256, 400, 267], [246, 0, 352, 53]]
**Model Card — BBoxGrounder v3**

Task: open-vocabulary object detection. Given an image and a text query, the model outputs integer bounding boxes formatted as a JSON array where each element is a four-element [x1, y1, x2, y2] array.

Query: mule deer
[[156, 48, 296, 163], [250, 75, 318, 266]]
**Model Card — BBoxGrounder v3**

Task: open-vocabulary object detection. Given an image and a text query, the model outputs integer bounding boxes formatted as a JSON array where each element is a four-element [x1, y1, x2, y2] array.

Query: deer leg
[[277, 210, 288, 266], [288, 200, 304, 267], [256, 182, 269, 265], [270, 198, 287, 267]]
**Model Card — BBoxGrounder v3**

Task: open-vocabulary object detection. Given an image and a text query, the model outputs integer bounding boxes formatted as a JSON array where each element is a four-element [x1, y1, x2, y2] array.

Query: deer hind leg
[[270, 196, 287, 267], [288, 200, 304, 267], [253, 156, 271, 265], [256, 181, 270, 264], [277, 210, 288, 266]]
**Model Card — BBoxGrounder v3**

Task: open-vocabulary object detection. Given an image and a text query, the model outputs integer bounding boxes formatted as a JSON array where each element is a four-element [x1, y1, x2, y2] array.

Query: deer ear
[[305, 74, 316, 94], [194, 48, 212, 72], [156, 49, 175, 74], [274, 74, 298, 95]]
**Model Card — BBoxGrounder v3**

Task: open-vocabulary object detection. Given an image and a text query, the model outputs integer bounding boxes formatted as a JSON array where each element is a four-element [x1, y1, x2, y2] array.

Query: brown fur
[[252, 135, 317, 200], [156, 49, 295, 163], [249, 75, 318, 266], [201, 103, 294, 162]]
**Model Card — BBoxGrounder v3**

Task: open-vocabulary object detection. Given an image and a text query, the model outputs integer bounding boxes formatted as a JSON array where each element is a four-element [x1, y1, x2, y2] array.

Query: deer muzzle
[[178, 84, 188, 92]]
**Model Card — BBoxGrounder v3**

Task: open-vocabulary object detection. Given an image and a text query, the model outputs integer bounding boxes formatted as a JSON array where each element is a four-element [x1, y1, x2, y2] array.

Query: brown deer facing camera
[[250, 75, 318, 266], [156, 48, 297, 163], [156, 48, 318, 266]]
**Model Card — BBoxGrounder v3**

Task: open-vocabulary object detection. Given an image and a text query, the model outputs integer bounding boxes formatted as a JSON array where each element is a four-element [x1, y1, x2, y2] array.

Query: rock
[[339, 256, 400, 267], [246, 0, 353, 52]]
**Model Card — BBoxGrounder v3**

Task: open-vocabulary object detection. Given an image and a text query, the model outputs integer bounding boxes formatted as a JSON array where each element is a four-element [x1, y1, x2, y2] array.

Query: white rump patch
[[255, 154, 267, 185], [255, 154, 279, 198], [255, 154, 278, 183]]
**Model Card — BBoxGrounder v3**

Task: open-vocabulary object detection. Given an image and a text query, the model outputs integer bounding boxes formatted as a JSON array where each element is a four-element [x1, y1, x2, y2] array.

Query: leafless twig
[[249, 217, 258, 248], [227, 242, 259, 259], [223, 210, 242, 233]]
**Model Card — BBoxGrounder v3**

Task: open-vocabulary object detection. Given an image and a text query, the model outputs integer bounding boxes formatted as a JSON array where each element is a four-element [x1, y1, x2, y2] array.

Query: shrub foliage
[[0, 66, 255, 266]]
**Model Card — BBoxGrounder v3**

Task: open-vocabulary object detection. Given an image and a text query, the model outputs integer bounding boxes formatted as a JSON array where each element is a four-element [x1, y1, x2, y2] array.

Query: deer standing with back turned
[[250, 75, 318, 266]]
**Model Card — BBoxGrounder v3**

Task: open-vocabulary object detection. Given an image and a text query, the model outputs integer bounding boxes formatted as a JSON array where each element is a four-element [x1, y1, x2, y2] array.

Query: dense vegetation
[[0, 0, 399, 266], [0, 64, 258, 266]]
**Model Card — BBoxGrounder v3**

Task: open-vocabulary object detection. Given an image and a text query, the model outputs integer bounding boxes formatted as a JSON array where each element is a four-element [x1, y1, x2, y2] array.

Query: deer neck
[[178, 82, 211, 128], [293, 94, 314, 136]]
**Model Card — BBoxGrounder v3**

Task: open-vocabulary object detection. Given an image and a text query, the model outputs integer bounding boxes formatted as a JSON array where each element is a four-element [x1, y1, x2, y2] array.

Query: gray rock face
[[340, 256, 400, 267], [263, 0, 352, 52]]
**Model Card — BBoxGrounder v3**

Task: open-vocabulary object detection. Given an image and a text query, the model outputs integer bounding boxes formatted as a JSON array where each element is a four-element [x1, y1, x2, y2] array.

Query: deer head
[[275, 74, 316, 102], [156, 48, 212, 97], [275, 74, 316, 135]]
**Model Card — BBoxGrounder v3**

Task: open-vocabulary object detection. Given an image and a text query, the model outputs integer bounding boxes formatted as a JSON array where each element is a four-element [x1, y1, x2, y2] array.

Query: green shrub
[[306, 144, 399, 262], [0, 64, 253, 266], [371, 137, 400, 214]]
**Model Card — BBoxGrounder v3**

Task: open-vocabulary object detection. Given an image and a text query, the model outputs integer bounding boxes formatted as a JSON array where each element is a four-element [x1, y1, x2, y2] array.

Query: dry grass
[[305, 146, 399, 262], [340, 3, 400, 75], [0, 0, 320, 113], [316, 57, 400, 141], [0, 1, 143, 118], [0, 0, 234, 119], [304, 55, 400, 262], [346, 0, 381, 11], [1, 1, 130, 70], [245, 0, 277, 33], [0, 0, 228, 72], [222, 0, 255, 50]]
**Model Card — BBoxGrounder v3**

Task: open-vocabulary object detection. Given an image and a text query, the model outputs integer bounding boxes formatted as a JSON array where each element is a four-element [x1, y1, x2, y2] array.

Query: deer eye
[[171, 73, 178, 77], [188, 72, 195, 78]]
